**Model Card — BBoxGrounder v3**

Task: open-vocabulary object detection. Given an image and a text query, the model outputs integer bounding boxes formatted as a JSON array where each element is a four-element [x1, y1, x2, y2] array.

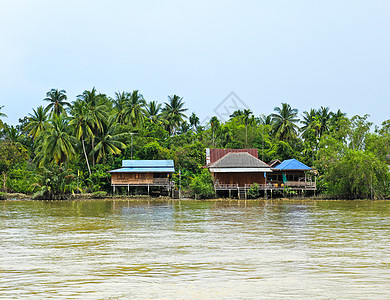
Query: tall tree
[[162, 95, 188, 135], [44, 89, 70, 116], [124, 90, 146, 127], [26, 106, 48, 141], [69, 100, 94, 175], [91, 116, 127, 163], [113, 91, 129, 125], [271, 103, 299, 141], [242, 109, 253, 147], [77, 88, 108, 167], [37, 114, 77, 165], [189, 112, 200, 130], [0, 105, 7, 130], [145, 100, 162, 123], [209, 116, 220, 147]]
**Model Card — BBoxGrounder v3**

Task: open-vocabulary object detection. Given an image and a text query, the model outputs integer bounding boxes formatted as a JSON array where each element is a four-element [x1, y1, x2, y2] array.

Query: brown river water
[[1, 199, 390, 299]]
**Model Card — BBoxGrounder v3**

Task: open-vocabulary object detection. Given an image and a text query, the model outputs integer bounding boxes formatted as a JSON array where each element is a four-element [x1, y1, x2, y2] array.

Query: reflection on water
[[1, 200, 390, 299]]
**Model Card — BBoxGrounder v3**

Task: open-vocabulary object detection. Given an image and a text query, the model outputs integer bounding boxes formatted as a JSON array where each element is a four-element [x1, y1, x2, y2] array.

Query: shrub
[[189, 169, 215, 199], [247, 183, 261, 199]]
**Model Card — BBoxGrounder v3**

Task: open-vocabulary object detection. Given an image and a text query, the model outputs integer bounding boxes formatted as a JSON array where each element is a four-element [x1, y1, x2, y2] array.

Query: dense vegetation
[[0, 88, 389, 199]]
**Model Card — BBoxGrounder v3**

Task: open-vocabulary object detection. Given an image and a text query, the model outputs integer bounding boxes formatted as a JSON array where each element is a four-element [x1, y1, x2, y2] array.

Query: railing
[[215, 181, 316, 190], [112, 178, 174, 186]]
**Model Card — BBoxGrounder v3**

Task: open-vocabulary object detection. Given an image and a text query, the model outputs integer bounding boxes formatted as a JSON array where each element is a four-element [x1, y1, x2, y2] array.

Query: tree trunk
[[92, 137, 95, 168], [2, 172, 7, 193], [82, 139, 92, 176]]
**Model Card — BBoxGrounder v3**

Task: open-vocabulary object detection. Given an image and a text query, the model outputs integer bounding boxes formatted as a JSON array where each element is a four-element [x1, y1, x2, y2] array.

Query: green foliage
[[32, 164, 80, 200], [247, 183, 261, 199], [1, 86, 389, 200], [189, 169, 215, 199], [323, 149, 388, 198], [0, 192, 6, 200]]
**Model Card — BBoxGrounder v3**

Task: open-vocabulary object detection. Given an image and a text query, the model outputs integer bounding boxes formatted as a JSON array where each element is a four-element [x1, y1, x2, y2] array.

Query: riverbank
[[1, 192, 386, 202]]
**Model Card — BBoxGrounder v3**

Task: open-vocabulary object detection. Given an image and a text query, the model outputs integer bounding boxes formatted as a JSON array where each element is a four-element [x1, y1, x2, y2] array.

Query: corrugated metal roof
[[108, 167, 175, 173], [208, 148, 258, 164], [208, 152, 270, 169], [122, 160, 174, 167], [275, 159, 311, 170]]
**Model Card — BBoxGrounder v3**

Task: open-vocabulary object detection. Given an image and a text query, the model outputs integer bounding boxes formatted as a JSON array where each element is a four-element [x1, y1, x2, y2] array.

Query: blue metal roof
[[122, 160, 174, 168], [108, 160, 175, 173], [108, 167, 175, 173], [275, 159, 311, 170]]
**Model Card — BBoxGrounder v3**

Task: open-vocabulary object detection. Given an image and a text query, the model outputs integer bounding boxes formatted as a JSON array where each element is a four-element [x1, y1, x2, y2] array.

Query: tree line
[[0, 88, 389, 199]]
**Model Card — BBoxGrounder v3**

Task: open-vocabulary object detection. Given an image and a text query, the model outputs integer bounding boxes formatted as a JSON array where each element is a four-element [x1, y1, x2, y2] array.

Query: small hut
[[108, 160, 175, 194], [268, 158, 316, 189]]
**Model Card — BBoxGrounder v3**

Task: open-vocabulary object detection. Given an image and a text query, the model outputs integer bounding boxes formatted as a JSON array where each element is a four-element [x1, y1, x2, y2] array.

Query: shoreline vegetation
[[0, 192, 385, 202], [1, 88, 390, 200]]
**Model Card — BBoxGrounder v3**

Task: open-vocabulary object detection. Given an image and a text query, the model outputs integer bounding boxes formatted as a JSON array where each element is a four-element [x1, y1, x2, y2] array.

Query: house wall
[[111, 172, 154, 185], [267, 171, 307, 184], [213, 172, 266, 186]]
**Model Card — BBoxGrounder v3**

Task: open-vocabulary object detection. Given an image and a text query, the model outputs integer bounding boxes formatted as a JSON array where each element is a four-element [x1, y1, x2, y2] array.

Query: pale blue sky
[[1, 0, 389, 125]]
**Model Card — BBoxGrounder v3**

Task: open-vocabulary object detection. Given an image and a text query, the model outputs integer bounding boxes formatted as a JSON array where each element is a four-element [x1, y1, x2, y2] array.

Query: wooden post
[[127, 184, 129, 195], [148, 184, 150, 196], [113, 185, 115, 194]]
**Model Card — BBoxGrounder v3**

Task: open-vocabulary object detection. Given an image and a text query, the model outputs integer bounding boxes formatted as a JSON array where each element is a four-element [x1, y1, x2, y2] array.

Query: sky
[[0, 0, 389, 126]]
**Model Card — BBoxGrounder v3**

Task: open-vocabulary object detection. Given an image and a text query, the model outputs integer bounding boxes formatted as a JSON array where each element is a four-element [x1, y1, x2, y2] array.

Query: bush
[[0, 192, 7, 200], [247, 183, 261, 199], [189, 169, 215, 199]]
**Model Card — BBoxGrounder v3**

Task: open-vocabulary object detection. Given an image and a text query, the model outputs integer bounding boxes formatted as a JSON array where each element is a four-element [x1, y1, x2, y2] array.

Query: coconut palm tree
[[161, 95, 188, 135], [91, 116, 128, 163], [37, 114, 77, 165], [77, 88, 108, 167], [69, 100, 94, 175], [271, 103, 299, 141], [26, 106, 48, 141], [123, 90, 146, 127], [0, 105, 7, 129], [44, 89, 70, 116], [317, 106, 331, 137], [113, 91, 129, 125], [145, 100, 161, 123], [301, 109, 317, 141]]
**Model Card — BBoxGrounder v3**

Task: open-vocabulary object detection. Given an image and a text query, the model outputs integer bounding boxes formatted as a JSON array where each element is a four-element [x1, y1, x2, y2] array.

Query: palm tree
[[0, 105, 7, 129], [124, 90, 146, 127], [161, 95, 188, 135], [259, 114, 273, 126], [145, 100, 161, 123], [2, 124, 22, 145], [44, 89, 70, 116], [317, 106, 331, 137], [301, 109, 317, 141], [242, 109, 253, 147], [189, 112, 200, 130], [329, 109, 347, 132], [69, 100, 94, 175], [77, 88, 108, 167], [271, 103, 299, 141], [37, 114, 77, 165], [209, 116, 220, 147], [113, 91, 129, 125], [91, 116, 127, 163], [26, 106, 48, 140]]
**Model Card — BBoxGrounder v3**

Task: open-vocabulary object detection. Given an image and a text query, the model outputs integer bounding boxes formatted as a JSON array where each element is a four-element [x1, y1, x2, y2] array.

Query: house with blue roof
[[108, 160, 175, 194], [267, 158, 316, 190]]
